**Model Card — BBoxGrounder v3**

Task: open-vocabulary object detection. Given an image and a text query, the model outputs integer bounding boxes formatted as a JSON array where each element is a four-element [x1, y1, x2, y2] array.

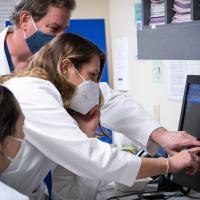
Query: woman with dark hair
[[0, 33, 200, 200], [0, 86, 28, 200]]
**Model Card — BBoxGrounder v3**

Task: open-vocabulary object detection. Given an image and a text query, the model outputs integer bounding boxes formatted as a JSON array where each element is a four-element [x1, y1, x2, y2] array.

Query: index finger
[[182, 140, 200, 148], [188, 147, 200, 154], [182, 131, 198, 140]]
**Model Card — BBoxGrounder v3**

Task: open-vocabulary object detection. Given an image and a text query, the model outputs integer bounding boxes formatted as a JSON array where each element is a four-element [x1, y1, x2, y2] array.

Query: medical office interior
[[0, 0, 184, 131], [1, 0, 200, 199]]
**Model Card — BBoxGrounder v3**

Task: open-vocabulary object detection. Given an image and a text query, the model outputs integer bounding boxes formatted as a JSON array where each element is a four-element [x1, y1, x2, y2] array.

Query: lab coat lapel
[[0, 26, 13, 75]]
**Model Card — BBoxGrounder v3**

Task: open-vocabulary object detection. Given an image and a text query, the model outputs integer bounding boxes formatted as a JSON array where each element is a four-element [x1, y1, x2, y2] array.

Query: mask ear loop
[[30, 15, 38, 31], [0, 136, 24, 161], [22, 13, 37, 39], [62, 58, 86, 82], [2, 151, 13, 162], [23, 31, 27, 39], [0, 145, 13, 162], [8, 136, 23, 143], [72, 65, 86, 82]]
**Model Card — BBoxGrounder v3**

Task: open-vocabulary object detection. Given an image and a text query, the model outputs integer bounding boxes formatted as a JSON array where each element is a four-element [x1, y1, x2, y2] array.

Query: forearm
[[137, 157, 168, 179], [150, 127, 167, 146]]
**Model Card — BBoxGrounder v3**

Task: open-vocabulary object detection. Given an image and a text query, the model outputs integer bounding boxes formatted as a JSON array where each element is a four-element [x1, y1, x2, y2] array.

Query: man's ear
[[60, 59, 73, 76], [19, 11, 32, 31]]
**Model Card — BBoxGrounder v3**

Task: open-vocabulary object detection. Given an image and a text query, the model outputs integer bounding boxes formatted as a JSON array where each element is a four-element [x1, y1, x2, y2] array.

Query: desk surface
[[97, 183, 200, 200]]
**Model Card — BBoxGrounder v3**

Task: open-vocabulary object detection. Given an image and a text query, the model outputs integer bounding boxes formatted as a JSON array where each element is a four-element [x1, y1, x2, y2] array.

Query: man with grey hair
[[0, 0, 74, 74]]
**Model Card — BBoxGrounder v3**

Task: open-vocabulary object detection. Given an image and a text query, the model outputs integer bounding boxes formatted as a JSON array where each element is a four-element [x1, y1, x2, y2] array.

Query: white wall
[[109, 0, 182, 130], [0, 0, 15, 31]]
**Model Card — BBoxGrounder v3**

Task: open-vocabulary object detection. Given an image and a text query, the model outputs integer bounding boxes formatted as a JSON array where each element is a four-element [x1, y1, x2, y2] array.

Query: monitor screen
[[172, 75, 200, 192]]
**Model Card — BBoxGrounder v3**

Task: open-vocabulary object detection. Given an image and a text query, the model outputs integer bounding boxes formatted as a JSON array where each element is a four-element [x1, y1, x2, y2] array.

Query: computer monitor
[[172, 75, 200, 192]]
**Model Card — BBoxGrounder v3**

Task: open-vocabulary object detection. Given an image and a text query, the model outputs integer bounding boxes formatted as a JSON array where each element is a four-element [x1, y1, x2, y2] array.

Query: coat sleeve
[[10, 79, 141, 187], [0, 181, 29, 200], [99, 82, 161, 154]]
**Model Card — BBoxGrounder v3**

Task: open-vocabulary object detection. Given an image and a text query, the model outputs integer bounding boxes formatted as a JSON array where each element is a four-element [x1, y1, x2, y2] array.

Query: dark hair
[[10, 0, 76, 25], [0, 86, 20, 142]]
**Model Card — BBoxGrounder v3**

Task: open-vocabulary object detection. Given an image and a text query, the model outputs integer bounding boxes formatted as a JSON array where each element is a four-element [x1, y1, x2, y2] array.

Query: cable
[[106, 191, 200, 200], [104, 190, 158, 200], [164, 193, 200, 200], [164, 193, 183, 199], [184, 195, 200, 199]]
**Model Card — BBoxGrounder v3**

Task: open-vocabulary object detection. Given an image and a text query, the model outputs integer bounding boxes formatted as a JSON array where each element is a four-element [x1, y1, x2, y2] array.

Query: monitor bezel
[[172, 75, 200, 192], [178, 75, 200, 131]]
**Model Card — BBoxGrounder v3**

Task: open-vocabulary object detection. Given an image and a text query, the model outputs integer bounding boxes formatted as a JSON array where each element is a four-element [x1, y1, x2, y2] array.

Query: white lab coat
[[0, 27, 160, 150], [52, 165, 102, 200], [1, 76, 149, 199], [0, 27, 161, 200], [0, 27, 13, 75], [52, 83, 161, 200], [0, 181, 29, 200]]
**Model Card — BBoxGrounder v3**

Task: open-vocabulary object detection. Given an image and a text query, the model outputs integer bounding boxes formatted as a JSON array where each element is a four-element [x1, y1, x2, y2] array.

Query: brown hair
[[0, 33, 105, 107], [0, 86, 20, 142], [11, 0, 76, 25]]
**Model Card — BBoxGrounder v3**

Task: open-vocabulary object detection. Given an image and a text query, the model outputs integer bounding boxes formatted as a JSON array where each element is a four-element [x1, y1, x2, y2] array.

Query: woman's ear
[[60, 59, 73, 76]]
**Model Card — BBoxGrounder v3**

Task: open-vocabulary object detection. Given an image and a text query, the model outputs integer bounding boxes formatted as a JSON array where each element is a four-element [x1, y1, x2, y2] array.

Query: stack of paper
[[149, 0, 165, 26], [172, 0, 191, 23]]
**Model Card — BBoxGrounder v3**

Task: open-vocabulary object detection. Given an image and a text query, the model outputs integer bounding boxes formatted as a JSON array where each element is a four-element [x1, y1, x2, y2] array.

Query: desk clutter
[[99, 175, 200, 200]]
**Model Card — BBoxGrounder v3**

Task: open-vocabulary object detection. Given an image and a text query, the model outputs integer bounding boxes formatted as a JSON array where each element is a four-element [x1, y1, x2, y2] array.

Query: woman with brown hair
[[0, 33, 199, 200], [0, 85, 29, 200]]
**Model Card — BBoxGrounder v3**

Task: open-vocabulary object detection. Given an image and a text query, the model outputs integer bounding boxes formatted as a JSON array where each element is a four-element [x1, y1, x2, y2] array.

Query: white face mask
[[69, 67, 100, 115]]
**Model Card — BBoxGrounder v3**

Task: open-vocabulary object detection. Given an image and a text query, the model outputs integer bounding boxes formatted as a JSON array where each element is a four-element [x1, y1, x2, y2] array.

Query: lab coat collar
[[0, 26, 14, 75]]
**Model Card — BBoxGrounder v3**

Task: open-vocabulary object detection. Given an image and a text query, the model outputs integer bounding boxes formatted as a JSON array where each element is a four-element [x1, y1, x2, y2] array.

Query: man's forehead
[[46, 6, 71, 18], [42, 6, 71, 27]]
